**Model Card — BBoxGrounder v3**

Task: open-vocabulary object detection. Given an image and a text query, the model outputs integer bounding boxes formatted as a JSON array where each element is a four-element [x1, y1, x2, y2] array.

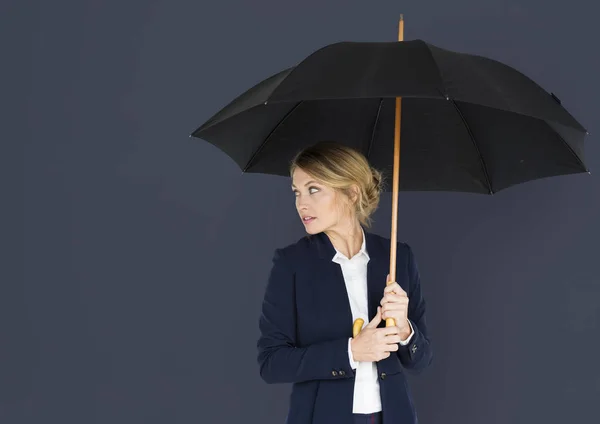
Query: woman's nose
[[297, 200, 307, 209]]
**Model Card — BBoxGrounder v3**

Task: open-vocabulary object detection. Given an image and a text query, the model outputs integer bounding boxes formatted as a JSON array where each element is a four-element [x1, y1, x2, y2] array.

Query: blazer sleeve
[[257, 248, 355, 384], [396, 243, 433, 373]]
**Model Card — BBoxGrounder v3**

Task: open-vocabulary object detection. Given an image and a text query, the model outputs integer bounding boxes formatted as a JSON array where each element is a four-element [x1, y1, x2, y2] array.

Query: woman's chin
[[303, 222, 321, 234]]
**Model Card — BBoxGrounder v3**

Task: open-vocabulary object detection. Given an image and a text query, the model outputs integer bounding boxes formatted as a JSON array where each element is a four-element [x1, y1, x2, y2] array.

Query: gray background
[[11, 0, 599, 422]]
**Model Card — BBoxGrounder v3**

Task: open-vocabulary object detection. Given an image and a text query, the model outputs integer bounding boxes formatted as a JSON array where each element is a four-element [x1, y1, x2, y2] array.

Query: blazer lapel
[[310, 232, 354, 333], [311, 229, 389, 329]]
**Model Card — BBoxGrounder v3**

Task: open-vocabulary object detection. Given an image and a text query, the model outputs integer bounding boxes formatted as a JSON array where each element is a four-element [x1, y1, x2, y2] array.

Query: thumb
[[366, 306, 382, 328]]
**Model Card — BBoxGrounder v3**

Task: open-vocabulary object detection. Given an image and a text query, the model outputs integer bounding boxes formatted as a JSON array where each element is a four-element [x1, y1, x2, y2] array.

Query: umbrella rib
[[544, 121, 588, 172], [242, 101, 303, 172], [450, 100, 494, 194], [366, 98, 384, 160]]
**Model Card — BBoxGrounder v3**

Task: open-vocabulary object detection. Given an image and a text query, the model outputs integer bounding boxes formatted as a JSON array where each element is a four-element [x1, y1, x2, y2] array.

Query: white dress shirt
[[331, 227, 414, 414]]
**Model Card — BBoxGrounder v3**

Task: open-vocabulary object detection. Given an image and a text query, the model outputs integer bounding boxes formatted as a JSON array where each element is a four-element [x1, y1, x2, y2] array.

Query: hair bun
[[371, 168, 384, 193]]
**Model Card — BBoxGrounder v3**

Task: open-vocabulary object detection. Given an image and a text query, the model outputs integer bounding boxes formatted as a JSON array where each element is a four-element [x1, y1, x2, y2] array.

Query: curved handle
[[352, 318, 364, 337], [352, 316, 397, 337]]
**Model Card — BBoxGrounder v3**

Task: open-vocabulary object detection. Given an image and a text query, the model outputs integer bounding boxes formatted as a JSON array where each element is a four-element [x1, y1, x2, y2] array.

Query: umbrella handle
[[352, 317, 397, 337], [352, 318, 364, 337]]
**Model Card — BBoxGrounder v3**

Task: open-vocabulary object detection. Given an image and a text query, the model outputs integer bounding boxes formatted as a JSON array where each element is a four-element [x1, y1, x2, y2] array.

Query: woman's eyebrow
[[291, 180, 318, 188]]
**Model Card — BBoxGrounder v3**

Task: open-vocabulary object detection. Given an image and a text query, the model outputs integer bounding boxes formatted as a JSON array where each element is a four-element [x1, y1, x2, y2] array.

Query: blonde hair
[[289, 141, 384, 228]]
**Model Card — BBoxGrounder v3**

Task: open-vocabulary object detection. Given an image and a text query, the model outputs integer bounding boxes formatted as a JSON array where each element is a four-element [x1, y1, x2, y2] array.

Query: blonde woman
[[257, 142, 433, 424]]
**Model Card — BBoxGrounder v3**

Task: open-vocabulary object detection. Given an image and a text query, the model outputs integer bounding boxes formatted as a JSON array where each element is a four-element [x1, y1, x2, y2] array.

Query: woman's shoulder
[[374, 235, 414, 259], [271, 233, 315, 262]]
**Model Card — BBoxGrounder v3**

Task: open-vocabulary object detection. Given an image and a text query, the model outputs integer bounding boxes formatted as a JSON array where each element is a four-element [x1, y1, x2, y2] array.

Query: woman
[[257, 142, 433, 424]]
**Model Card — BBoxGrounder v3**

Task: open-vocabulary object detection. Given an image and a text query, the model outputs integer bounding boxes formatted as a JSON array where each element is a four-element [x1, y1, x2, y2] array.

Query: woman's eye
[[293, 187, 319, 196]]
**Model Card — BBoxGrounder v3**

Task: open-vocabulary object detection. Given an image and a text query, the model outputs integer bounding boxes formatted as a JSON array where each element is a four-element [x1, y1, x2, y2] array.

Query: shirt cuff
[[348, 337, 359, 369], [399, 320, 415, 346]]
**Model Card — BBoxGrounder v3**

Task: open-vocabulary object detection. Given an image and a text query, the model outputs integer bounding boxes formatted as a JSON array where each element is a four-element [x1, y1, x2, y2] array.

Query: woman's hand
[[380, 275, 411, 339], [350, 306, 403, 362]]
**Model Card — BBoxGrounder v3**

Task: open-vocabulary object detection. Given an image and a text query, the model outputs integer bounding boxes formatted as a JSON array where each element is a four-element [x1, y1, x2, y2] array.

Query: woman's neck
[[325, 222, 363, 259]]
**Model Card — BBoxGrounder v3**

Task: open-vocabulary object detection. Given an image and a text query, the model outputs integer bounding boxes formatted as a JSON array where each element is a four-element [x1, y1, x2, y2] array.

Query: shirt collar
[[331, 226, 370, 263]]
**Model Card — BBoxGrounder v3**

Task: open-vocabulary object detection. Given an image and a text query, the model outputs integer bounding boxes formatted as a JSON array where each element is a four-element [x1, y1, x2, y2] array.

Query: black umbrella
[[190, 16, 590, 333]]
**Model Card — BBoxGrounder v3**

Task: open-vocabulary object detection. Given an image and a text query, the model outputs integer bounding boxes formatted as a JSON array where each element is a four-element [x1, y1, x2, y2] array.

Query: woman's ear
[[350, 184, 360, 204]]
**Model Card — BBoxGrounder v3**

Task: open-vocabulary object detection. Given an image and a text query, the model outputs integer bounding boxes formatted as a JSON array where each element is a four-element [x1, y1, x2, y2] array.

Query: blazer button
[[339, 370, 345, 376], [332, 370, 338, 376], [380, 372, 386, 380]]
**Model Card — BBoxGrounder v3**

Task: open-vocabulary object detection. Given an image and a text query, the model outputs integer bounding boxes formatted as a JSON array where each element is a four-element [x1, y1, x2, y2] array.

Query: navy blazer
[[257, 228, 433, 424]]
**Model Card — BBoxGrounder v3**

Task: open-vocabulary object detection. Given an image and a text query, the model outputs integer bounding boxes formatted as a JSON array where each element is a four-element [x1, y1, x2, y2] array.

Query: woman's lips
[[302, 217, 316, 225]]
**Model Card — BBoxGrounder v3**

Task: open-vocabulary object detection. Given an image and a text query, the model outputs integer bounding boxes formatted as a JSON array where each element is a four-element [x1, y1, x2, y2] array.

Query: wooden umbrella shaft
[[386, 15, 404, 328]]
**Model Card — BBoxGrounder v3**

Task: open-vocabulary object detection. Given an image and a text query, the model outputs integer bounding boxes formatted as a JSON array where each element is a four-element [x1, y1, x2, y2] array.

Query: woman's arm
[[257, 248, 355, 384], [396, 243, 433, 373]]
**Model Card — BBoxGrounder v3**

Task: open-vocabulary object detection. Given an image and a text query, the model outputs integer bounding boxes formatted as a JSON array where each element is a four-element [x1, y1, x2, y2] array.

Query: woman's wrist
[[350, 337, 359, 362]]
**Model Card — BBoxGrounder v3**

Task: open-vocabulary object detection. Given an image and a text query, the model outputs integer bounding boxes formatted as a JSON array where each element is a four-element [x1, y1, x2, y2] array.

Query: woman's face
[[292, 167, 351, 234]]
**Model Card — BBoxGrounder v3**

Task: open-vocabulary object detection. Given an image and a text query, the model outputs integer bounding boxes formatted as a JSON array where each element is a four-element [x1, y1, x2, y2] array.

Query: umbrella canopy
[[191, 39, 589, 194]]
